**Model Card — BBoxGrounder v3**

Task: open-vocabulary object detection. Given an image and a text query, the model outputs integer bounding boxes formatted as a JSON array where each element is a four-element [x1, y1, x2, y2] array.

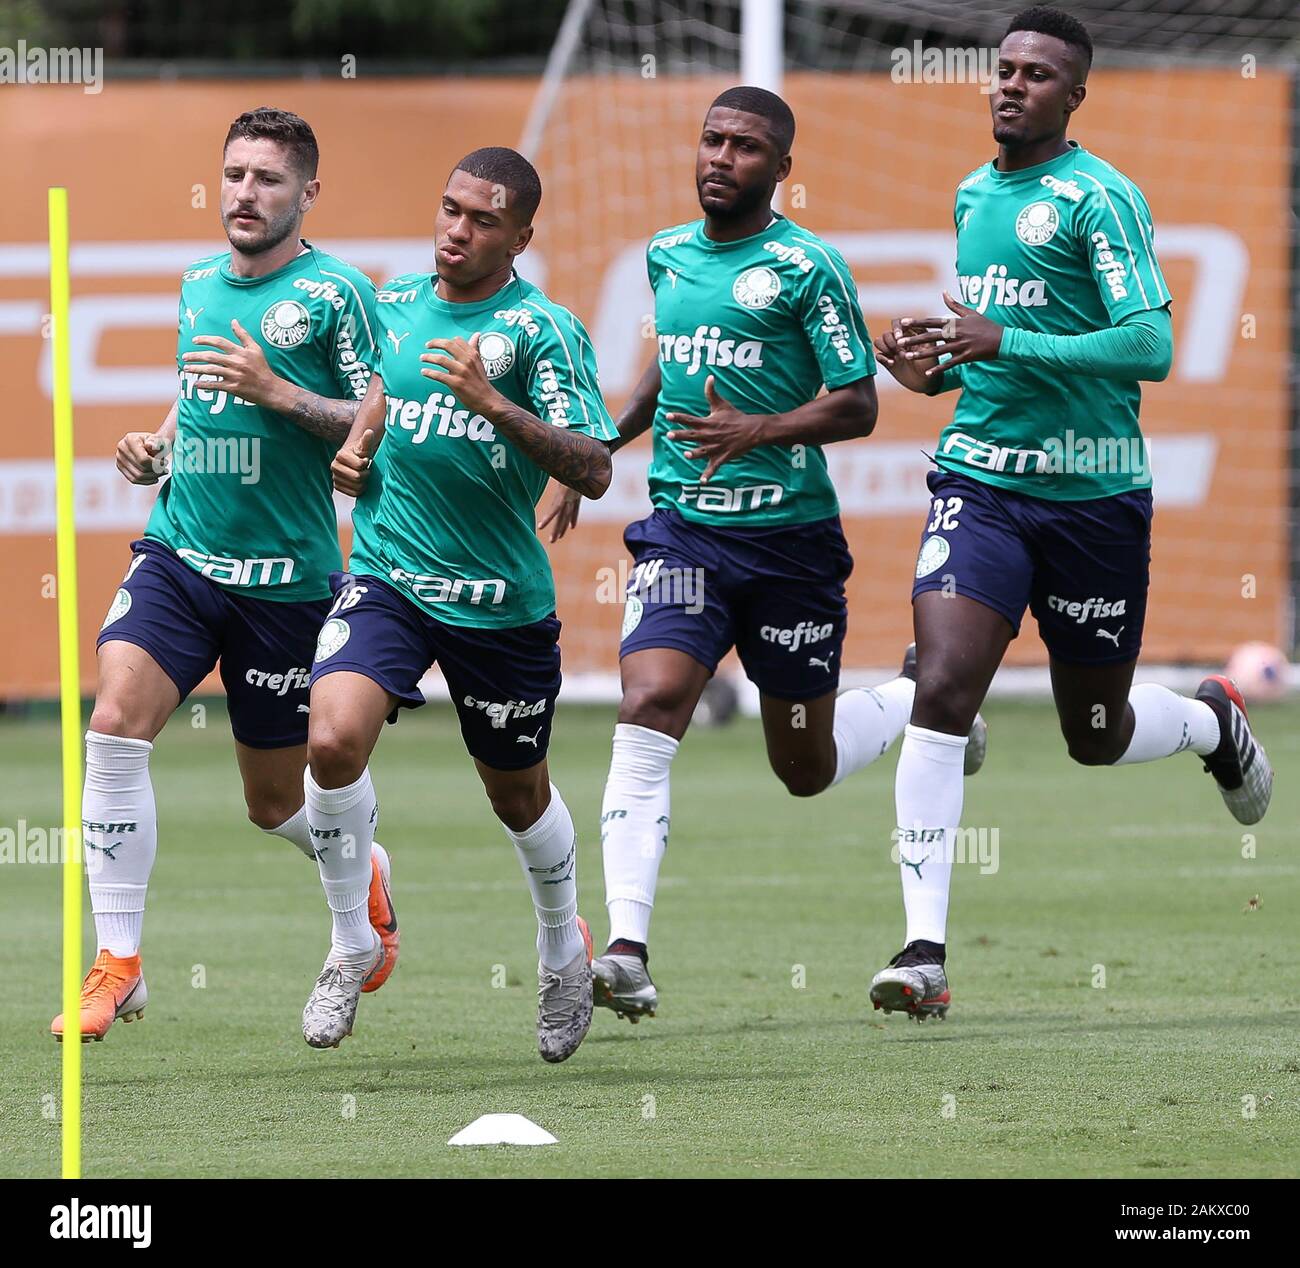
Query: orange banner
[[0, 71, 1288, 697]]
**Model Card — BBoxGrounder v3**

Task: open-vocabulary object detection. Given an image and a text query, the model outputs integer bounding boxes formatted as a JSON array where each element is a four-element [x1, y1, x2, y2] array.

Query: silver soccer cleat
[[900, 643, 988, 776], [964, 711, 988, 777], [302, 938, 382, 1049], [537, 944, 594, 1063], [591, 952, 659, 1023], [869, 944, 951, 1023], [1196, 675, 1273, 825]]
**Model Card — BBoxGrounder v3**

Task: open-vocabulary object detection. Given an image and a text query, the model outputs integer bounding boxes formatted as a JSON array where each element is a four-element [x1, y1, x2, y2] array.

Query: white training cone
[[448, 1114, 558, 1146]]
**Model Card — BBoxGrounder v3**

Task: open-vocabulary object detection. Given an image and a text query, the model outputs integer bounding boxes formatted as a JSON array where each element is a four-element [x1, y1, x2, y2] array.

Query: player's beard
[[993, 116, 1040, 147], [992, 101, 1067, 151], [222, 202, 301, 256], [696, 176, 771, 223]]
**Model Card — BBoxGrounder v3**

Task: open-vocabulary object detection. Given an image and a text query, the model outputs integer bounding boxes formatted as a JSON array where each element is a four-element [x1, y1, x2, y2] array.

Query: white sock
[[304, 767, 377, 959], [601, 723, 678, 947], [505, 784, 583, 970], [84, 730, 157, 957], [264, 806, 314, 859], [895, 724, 967, 946], [264, 805, 389, 880], [831, 677, 915, 785], [1114, 683, 1221, 764]]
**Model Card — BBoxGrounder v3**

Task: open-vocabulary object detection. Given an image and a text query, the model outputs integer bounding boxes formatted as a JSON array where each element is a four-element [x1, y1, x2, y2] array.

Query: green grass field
[[1, 697, 1296, 1178]]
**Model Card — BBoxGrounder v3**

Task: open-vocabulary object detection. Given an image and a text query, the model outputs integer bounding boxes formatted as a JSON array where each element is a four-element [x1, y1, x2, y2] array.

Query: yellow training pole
[[49, 187, 82, 1180]]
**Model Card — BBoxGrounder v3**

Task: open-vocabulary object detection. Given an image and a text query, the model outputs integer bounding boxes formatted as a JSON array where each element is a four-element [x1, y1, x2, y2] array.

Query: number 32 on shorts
[[926, 496, 963, 533]]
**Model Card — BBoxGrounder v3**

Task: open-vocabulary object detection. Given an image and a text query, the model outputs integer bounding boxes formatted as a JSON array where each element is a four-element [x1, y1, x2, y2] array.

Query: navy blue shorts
[[619, 508, 853, 701], [911, 469, 1152, 665], [96, 539, 330, 748], [310, 573, 562, 771]]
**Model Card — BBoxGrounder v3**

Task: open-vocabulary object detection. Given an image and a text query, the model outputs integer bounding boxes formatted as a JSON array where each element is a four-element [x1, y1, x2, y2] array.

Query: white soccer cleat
[[302, 936, 381, 1049], [870, 943, 951, 1023], [964, 711, 988, 777], [1196, 675, 1273, 825], [592, 951, 659, 1023], [537, 917, 594, 1063]]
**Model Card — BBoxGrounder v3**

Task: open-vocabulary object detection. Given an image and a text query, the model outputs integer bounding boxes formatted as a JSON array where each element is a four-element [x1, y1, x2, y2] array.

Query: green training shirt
[[937, 140, 1171, 499], [646, 213, 875, 526], [349, 271, 617, 628], [146, 241, 378, 601]]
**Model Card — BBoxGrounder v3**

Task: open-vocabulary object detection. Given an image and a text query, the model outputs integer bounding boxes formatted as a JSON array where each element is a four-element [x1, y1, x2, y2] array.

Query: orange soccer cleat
[[362, 844, 400, 994], [51, 949, 148, 1043]]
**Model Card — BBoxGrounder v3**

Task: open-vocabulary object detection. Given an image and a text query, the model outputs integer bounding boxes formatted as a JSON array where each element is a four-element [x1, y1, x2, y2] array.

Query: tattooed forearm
[[273, 384, 362, 445], [489, 400, 612, 498]]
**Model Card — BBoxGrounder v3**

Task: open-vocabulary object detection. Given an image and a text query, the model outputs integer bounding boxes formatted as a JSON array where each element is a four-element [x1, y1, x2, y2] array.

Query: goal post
[[516, 0, 1294, 699]]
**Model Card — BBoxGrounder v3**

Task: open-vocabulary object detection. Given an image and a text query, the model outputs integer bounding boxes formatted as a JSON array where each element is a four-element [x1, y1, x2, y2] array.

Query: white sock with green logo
[[1113, 683, 1220, 763], [505, 784, 583, 970], [304, 768, 377, 960], [601, 723, 678, 947], [831, 677, 915, 785], [84, 730, 157, 957], [265, 806, 314, 859], [895, 724, 967, 945], [264, 808, 388, 916]]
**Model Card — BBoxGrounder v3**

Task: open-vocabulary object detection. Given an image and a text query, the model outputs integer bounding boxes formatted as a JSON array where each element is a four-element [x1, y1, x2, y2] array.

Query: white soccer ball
[[1224, 642, 1290, 702]]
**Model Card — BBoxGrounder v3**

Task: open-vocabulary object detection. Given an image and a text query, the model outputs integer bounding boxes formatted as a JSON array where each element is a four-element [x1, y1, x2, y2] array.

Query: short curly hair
[[709, 85, 795, 154], [454, 147, 543, 224], [1005, 6, 1093, 70]]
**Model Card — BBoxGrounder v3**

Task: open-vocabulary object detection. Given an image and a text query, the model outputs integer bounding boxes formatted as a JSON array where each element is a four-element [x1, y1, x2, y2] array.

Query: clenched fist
[[116, 432, 170, 485], [332, 427, 380, 498]]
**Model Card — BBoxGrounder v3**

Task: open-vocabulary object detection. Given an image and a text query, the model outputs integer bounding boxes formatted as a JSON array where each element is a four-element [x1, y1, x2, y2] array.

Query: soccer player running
[[541, 86, 984, 1025], [53, 108, 399, 1043], [301, 148, 616, 1063], [869, 6, 1273, 1022]]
